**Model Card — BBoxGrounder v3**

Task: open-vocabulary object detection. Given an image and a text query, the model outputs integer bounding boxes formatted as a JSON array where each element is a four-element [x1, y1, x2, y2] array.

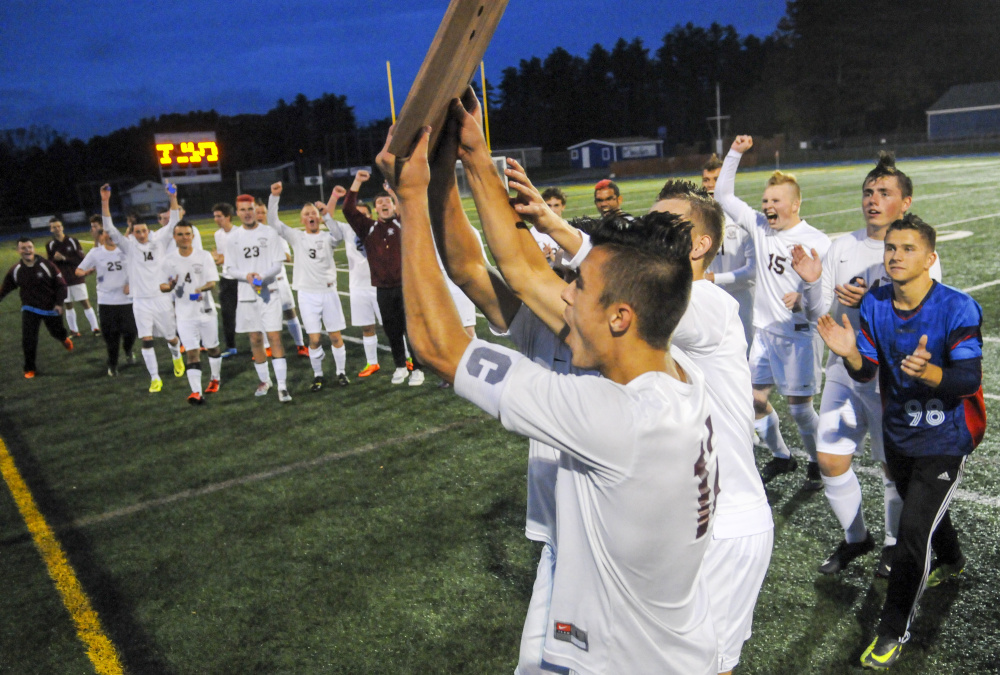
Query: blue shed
[[567, 137, 664, 169], [926, 82, 1000, 141]]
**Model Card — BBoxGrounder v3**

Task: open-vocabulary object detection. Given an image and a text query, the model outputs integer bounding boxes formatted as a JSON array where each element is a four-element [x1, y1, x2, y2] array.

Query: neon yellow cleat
[[149, 378, 163, 393], [173, 357, 186, 378], [861, 635, 903, 669]]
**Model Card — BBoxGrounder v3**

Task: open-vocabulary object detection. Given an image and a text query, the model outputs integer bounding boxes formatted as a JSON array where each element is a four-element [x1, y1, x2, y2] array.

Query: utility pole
[[706, 82, 729, 156]]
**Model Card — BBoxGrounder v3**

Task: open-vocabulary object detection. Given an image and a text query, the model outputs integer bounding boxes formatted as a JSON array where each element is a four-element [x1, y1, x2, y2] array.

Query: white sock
[[254, 361, 271, 384], [262, 333, 270, 349], [167, 341, 182, 360], [331, 345, 347, 374], [362, 335, 379, 365], [286, 318, 304, 347], [272, 357, 287, 390], [208, 356, 222, 381], [308, 347, 325, 376], [141, 347, 159, 379], [66, 309, 79, 333], [755, 410, 790, 459], [821, 468, 867, 543], [883, 479, 902, 547], [84, 307, 98, 330], [789, 402, 819, 462], [186, 367, 202, 395]]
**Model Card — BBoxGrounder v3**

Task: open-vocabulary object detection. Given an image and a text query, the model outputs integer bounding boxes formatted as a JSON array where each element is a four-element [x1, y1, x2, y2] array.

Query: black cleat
[[818, 532, 875, 574], [310, 376, 324, 392], [760, 455, 798, 483], [861, 634, 903, 669], [803, 461, 823, 491], [875, 545, 895, 579], [927, 555, 966, 587], [337, 373, 350, 386]]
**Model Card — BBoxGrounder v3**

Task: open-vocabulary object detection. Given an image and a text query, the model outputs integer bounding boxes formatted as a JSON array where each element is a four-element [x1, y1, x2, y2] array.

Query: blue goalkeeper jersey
[[857, 281, 985, 457]]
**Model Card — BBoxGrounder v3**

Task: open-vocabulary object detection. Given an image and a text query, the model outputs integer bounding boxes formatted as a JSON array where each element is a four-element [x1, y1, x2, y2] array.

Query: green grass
[[1, 155, 999, 674]]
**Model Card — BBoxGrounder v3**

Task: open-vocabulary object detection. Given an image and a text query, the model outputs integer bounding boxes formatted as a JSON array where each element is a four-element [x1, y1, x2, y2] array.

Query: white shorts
[[66, 284, 89, 303], [704, 529, 774, 673], [236, 297, 282, 334], [448, 281, 477, 328], [349, 285, 381, 327], [818, 378, 885, 462], [177, 313, 220, 351], [748, 329, 823, 396], [516, 543, 555, 675], [133, 295, 177, 339], [277, 275, 295, 311], [298, 290, 347, 335]]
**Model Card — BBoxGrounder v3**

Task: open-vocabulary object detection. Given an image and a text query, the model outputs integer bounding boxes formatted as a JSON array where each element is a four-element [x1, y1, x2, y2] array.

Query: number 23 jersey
[[857, 281, 985, 456]]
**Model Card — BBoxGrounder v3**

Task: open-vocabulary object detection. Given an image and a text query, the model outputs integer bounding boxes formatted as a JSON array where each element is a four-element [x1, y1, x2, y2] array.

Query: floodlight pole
[[715, 83, 723, 156], [318, 163, 324, 201]]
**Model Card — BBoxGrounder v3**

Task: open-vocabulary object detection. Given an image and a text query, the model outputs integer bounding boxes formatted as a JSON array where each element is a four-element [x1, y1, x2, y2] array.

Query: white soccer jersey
[[455, 340, 717, 675], [821, 229, 943, 385], [716, 150, 832, 338], [224, 224, 286, 302], [162, 249, 219, 322], [504, 305, 595, 546], [708, 212, 755, 291], [165, 223, 202, 254], [213, 227, 237, 279], [103, 213, 177, 299], [268, 195, 344, 293], [79, 247, 130, 305], [324, 215, 372, 290], [673, 280, 772, 538]]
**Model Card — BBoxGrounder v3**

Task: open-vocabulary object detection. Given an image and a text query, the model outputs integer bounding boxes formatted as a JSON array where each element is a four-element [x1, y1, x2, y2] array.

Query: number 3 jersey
[[856, 281, 985, 457]]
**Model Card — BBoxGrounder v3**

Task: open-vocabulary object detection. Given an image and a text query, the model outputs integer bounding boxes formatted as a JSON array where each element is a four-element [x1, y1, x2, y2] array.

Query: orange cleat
[[24, 371, 36, 379], [297, 345, 309, 357], [358, 363, 380, 378], [187, 392, 206, 405], [265, 347, 273, 358], [406, 358, 414, 372], [63, 337, 74, 351], [205, 379, 220, 394]]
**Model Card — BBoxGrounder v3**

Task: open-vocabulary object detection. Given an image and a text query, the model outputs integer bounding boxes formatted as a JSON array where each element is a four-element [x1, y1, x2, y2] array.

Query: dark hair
[[541, 187, 567, 205], [173, 220, 194, 233], [863, 151, 913, 199], [17, 236, 32, 244], [89, 215, 102, 225], [356, 202, 372, 216], [594, 179, 620, 197], [48, 216, 61, 225], [887, 213, 935, 251], [655, 180, 725, 265], [374, 191, 394, 202], [254, 198, 266, 208], [212, 202, 234, 218], [702, 154, 723, 172], [588, 211, 694, 349]]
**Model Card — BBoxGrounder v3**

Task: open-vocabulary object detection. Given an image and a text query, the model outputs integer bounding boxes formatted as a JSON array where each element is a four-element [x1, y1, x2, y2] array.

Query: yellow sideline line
[[0, 437, 124, 675]]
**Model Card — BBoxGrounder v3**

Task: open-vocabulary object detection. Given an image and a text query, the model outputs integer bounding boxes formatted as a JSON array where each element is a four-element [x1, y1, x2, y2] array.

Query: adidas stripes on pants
[[878, 444, 966, 639]]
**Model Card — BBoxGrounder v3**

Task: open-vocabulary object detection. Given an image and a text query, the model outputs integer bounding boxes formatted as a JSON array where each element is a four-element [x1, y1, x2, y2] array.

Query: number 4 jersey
[[857, 281, 985, 457]]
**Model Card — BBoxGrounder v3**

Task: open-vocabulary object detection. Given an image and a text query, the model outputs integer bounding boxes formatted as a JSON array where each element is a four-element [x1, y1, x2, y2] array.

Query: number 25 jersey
[[857, 281, 985, 457]]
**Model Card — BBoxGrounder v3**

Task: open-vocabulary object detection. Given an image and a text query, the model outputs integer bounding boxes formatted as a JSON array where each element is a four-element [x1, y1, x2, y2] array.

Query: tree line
[[3, 0, 998, 220]]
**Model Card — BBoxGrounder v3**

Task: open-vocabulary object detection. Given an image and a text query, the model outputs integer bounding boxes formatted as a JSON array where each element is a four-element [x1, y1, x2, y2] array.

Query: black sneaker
[[861, 634, 903, 669], [803, 461, 823, 491], [875, 545, 895, 579], [337, 373, 350, 386], [818, 532, 875, 574], [760, 455, 798, 483], [310, 376, 324, 392]]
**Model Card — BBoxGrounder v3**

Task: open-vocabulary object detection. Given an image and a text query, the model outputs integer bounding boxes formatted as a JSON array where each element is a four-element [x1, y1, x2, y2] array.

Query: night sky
[[2, 0, 786, 141]]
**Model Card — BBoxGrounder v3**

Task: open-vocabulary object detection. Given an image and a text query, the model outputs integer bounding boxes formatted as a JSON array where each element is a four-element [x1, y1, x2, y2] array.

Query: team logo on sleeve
[[466, 347, 512, 384], [553, 621, 589, 651]]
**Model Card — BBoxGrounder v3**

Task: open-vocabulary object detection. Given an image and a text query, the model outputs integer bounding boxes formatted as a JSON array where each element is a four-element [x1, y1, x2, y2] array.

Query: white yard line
[[962, 279, 1000, 294], [935, 212, 1000, 228], [68, 417, 489, 530], [851, 464, 999, 508]]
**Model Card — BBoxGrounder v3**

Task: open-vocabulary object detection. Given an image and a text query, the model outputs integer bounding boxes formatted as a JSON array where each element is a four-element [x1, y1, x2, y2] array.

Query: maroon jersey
[[0, 257, 67, 311], [46, 236, 86, 286], [343, 190, 402, 288]]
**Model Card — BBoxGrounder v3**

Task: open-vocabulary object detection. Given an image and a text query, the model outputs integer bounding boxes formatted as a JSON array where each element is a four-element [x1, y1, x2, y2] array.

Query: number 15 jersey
[[857, 281, 985, 457]]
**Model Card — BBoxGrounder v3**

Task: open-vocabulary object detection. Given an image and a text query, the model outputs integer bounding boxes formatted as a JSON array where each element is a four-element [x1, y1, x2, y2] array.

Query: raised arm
[[428, 97, 521, 331], [379, 126, 470, 382], [505, 158, 584, 257], [715, 136, 759, 231], [99, 184, 130, 250], [452, 93, 568, 336], [266, 183, 300, 245], [342, 170, 375, 239], [152, 183, 182, 246]]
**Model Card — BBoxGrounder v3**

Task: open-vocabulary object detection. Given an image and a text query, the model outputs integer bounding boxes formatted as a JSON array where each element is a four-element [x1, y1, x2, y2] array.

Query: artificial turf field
[[1, 154, 998, 674]]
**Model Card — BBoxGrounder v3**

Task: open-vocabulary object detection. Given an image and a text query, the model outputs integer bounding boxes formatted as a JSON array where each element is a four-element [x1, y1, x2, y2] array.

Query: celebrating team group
[[1, 87, 986, 672]]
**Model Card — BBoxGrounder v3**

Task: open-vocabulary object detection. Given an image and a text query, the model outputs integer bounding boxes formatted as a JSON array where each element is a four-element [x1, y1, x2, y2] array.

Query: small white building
[[122, 180, 169, 217]]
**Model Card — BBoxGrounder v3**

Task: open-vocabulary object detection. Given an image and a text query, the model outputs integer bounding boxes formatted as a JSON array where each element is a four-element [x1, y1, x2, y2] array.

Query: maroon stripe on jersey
[[963, 389, 987, 449]]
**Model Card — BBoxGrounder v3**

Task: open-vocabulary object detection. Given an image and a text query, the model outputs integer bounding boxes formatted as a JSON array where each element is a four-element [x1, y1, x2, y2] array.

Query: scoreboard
[[154, 131, 222, 184]]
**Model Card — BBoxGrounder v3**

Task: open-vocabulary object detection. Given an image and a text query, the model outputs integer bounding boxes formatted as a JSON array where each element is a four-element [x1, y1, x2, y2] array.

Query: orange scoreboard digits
[[154, 132, 222, 184]]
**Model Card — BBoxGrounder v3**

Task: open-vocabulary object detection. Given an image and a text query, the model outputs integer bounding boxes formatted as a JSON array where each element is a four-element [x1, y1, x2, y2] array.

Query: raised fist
[[271, 182, 283, 196]]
